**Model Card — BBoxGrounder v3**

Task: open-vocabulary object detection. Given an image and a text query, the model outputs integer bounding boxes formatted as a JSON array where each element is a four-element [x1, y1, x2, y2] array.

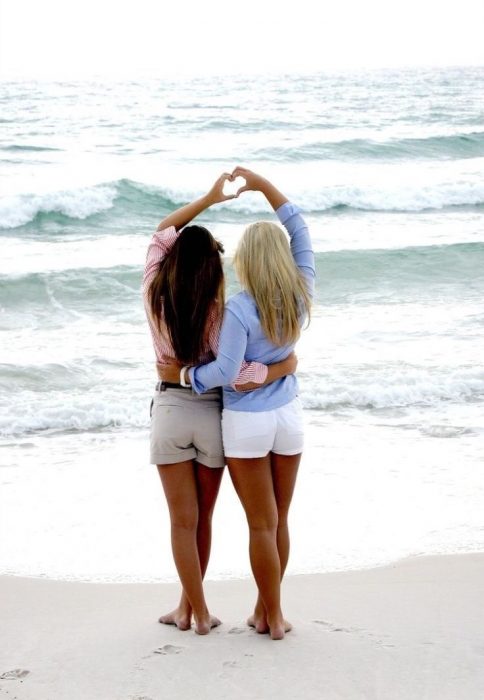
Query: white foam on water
[[2, 212, 483, 279], [299, 367, 484, 411], [1, 234, 146, 275], [1, 420, 483, 582], [129, 157, 484, 213], [2, 70, 484, 580], [0, 184, 117, 228], [2, 154, 484, 230]]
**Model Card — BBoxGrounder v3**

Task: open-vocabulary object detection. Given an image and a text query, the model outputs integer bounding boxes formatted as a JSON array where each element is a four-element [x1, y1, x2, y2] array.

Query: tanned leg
[[227, 456, 289, 640], [157, 461, 221, 635], [249, 452, 301, 634], [159, 463, 224, 629], [194, 462, 224, 576]]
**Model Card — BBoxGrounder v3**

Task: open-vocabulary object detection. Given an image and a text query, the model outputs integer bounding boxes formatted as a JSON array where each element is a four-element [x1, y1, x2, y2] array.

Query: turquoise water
[[1, 67, 483, 581], [1, 67, 483, 435]]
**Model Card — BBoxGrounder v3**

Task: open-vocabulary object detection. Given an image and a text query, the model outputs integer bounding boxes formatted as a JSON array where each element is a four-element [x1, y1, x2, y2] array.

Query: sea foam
[[299, 367, 484, 411], [2, 168, 484, 230], [0, 184, 117, 229]]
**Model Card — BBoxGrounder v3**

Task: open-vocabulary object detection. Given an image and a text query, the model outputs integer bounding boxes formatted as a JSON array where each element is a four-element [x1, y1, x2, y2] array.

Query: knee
[[170, 512, 198, 532], [247, 514, 278, 534]]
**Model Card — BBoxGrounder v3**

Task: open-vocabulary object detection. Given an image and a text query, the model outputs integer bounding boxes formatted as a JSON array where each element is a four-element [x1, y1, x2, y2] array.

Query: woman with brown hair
[[143, 173, 295, 635]]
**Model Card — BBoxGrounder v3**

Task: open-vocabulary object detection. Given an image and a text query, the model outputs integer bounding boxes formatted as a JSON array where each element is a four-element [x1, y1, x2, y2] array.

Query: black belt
[[155, 381, 191, 392]]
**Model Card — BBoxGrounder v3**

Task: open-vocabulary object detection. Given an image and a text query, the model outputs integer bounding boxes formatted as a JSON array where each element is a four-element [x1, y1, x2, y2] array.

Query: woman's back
[[190, 201, 315, 411], [143, 224, 224, 367]]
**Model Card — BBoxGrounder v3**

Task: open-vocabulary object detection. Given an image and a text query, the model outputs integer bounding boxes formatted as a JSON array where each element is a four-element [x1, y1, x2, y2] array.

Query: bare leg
[[195, 462, 225, 577], [157, 461, 222, 635], [228, 456, 287, 640], [249, 452, 301, 633], [159, 462, 224, 629]]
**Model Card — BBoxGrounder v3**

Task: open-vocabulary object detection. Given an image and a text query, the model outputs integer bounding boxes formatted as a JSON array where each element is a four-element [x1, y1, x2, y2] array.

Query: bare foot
[[158, 608, 192, 631], [194, 614, 222, 635], [248, 597, 270, 634], [268, 618, 292, 641], [247, 614, 270, 634]]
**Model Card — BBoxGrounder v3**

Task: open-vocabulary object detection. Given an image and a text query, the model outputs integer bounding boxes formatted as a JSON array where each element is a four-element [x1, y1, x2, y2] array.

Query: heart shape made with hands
[[223, 175, 246, 197]]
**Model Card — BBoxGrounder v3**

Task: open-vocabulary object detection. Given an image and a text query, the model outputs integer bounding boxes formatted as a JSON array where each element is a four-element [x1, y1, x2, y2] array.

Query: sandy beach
[[1, 68, 484, 700], [1, 553, 483, 699]]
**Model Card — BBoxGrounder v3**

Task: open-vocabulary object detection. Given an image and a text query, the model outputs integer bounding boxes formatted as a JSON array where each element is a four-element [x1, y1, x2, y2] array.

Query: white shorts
[[221, 397, 304, 459]]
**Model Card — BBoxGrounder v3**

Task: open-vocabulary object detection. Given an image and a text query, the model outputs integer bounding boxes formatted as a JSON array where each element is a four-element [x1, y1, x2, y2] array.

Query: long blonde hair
[[233, 221, 311, 345]]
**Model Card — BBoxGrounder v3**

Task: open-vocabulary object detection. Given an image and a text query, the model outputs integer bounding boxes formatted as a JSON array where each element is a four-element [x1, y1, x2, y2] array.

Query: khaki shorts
[[150, 386, 224, 469]]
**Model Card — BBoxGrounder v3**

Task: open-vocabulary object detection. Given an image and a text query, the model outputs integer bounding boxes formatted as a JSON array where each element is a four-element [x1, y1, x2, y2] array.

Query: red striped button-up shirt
[[143, 226, 267, 386]]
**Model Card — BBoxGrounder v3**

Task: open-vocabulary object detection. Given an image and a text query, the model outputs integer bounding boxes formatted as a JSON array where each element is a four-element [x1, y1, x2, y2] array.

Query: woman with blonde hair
[[161, 167, 314, 639]]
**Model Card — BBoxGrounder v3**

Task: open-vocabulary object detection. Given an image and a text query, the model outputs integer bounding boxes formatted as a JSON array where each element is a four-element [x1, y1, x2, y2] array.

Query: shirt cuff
[[231, 361, 268, 388], [188, 366, 202, 394], [252, 363, 268, 383]]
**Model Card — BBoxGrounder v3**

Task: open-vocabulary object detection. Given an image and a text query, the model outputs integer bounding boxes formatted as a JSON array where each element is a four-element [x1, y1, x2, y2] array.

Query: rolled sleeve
[[232, 360, 268, 388]]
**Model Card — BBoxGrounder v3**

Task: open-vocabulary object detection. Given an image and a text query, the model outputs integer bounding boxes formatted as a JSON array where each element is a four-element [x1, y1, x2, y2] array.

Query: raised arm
[[233, 166, 315, 295], [232, 166, 289, 211], [156, 173, 237, 231], [144, 172, 241, 298]]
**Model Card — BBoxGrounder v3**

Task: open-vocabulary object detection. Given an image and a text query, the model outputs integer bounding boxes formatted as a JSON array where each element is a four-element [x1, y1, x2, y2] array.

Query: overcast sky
[[1, 0, 484, 79]]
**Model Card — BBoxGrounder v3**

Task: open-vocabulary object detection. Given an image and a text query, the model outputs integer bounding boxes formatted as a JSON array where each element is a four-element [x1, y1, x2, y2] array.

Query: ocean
[[1, 66, 483, 582]]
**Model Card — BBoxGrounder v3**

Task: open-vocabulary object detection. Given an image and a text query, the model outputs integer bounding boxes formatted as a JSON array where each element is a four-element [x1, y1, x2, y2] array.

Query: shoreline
[[1, 545, 484, 585], [3, 420, 483, 584], [1, 553, 483, 699]]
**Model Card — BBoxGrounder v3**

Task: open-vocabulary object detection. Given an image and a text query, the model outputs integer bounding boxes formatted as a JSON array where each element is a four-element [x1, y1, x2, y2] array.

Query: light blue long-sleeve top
[[188, 202, 315, 412]]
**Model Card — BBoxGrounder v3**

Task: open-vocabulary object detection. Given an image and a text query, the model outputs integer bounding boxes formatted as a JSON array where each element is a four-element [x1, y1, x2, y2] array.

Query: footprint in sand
[[313, 620, 366, 634], [313, 621, 395, 648], [153, 645, 184, 655], [222, 660, 239, 668], [0, 669, 30, 680], [313, 620, 348, 632], [228, 627, 246, 634]]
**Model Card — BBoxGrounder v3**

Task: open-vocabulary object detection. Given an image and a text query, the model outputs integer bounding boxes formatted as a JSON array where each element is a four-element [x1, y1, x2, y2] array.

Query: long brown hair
[[149, 225, 225, 364], [233, 221, 311, 345]]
